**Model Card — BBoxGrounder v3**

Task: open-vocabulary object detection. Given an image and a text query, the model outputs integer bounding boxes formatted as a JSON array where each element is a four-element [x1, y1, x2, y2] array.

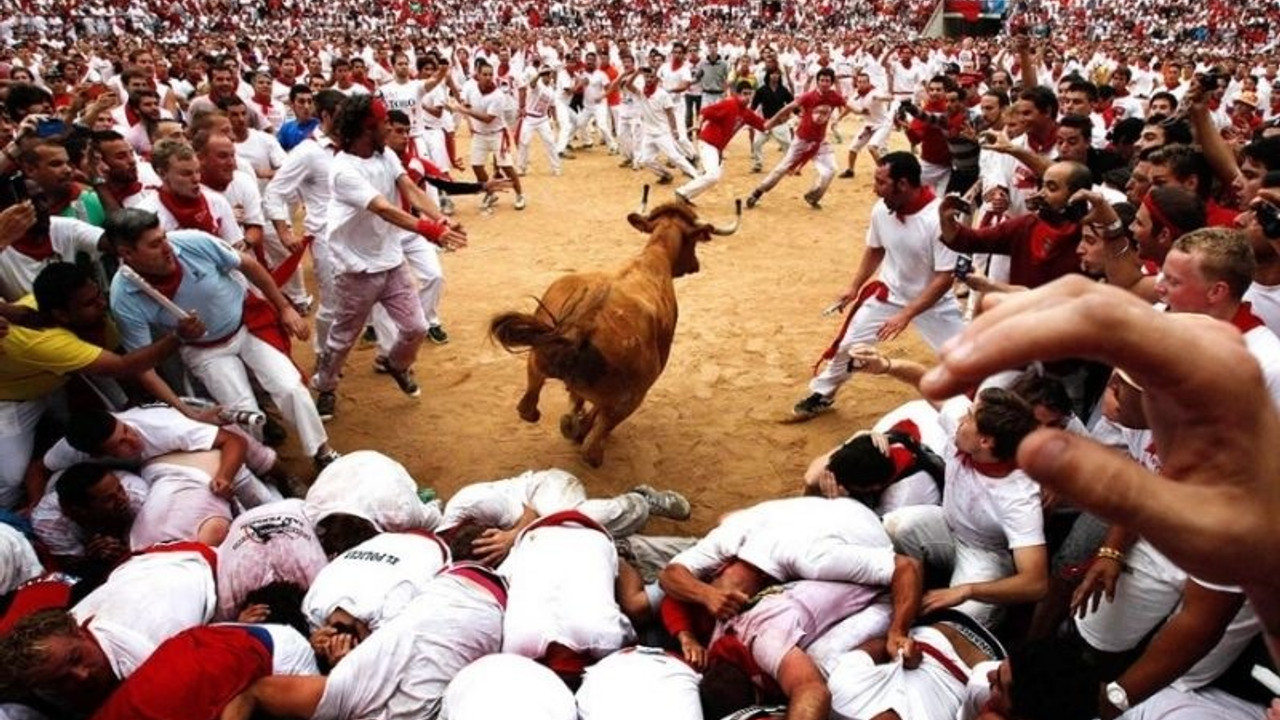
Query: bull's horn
[[709, 198, 742, 236], [637, 184, 650, 215]]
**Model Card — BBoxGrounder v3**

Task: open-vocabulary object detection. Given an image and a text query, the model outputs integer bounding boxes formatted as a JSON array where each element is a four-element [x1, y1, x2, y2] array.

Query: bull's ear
[[627, 213, 652, 233]]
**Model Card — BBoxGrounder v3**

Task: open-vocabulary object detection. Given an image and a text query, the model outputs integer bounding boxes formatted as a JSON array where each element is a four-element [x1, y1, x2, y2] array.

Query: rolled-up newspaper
[[118, 265, 192, 320], [1251, 664, 1280, 695]]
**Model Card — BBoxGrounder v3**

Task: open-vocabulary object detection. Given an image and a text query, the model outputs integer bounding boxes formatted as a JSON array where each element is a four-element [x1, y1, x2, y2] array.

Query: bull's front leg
[[581, 397, 641, 468], [517, 356, 547, 423]]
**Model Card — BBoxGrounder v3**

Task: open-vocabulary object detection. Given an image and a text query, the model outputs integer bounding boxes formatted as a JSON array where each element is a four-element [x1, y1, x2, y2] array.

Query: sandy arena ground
[[286, 117, 934, 536]]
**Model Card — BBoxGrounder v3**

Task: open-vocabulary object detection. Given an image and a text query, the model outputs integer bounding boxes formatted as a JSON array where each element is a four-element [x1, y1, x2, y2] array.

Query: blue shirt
[[278, 118, 320, 152], [110, 230, 246, 350]]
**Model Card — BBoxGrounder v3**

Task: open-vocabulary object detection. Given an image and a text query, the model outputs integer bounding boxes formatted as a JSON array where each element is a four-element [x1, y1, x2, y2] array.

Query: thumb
[[1018, 428, 1195, 537]]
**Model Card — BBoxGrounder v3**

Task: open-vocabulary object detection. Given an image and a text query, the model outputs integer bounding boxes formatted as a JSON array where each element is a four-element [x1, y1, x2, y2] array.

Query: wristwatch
[[1105, 681, 1131, 712]]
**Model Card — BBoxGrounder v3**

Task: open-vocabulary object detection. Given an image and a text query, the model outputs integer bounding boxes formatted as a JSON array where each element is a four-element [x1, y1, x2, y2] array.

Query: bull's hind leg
[[559, 393, 591, 444], [581, 398, 641, 468], [517, 357, 546, 423]]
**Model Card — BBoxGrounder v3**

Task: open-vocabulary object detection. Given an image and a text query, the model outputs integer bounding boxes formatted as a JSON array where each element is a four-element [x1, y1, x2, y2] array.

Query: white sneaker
[[514, 194, 527, 210], [481, 193, 498, 210]]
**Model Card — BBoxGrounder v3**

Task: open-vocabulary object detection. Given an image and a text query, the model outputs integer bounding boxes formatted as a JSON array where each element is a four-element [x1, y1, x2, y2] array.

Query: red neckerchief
[[1102, 105, 1117, 128], [497, 61, 510, 77], [956, 449, 1018, 478], [124, 103, 140, 126], [671, 59, 684, 71], [159, 187, 218, 235], [105, 179, 144, 202], [892, 186, 936, 222], [644, 81, 658, 98], [12, 230, 55, 260], [252, 94, 273, 118], [44, 183, 83, 216], [856, 87, 873, 98], [888, 445, 915, 477], [1231, 302, 1266, 333], [1026, 123, 1057, 155], [140, 261, 185, 300]]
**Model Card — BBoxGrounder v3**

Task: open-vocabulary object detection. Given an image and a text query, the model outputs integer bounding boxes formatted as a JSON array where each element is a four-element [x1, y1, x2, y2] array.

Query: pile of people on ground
[[0, 9, 1278, 720]]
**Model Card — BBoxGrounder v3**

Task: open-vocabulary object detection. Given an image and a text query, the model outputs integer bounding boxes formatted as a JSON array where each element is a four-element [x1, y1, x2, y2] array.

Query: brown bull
[[489, 187, 742, 467]]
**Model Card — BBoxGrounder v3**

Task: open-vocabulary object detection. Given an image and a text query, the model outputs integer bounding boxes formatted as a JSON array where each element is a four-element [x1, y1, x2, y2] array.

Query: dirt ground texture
[[286, 118, 933, 536]]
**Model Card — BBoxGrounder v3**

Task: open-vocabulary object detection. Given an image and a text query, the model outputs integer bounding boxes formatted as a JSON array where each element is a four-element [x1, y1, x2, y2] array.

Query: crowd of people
[[0, 1, 1278, 718]]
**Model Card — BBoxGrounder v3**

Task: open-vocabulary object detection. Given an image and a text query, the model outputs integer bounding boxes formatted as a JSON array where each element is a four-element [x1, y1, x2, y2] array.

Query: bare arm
[[763, 99, 801, 131], [775, 648, 832, 720], [208, 428, 248, 499], [967, 544, 1050, 605], [367, 194, 467, 250], [83, 334, 182, 377]]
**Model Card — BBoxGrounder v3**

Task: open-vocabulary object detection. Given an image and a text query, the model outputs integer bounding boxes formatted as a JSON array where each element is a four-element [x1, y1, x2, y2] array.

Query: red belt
[[918, 640, 970, 684], [446, 563, 508, 608], [185, 323, 244, 349]]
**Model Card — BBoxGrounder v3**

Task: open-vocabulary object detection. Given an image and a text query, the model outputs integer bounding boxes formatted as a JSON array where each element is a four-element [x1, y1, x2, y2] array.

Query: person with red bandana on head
[[311, 94, 466, 421], [746, 67, 852, 211], [792, 152, 965, 420]]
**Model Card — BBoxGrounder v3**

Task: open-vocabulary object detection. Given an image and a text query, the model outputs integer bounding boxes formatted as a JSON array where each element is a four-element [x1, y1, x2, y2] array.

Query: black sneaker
[[838, 169, 855, 179], [803, 190, 823, 209], [361, 325, 377, 343], [656, 172, 674, 185], [315, 391, 337, 422], [746, 191, 761, 209], [373, 355, 391, 374], [427, 325, 450, 344], [792, 393, 834, 419], [386, 364, 421, 397]]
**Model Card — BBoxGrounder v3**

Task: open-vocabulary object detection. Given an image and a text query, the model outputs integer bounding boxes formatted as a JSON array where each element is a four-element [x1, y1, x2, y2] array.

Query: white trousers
[[373, 234, 445, 355], [0, 394, 57, 509], [614, 110, 639, 160], [756, 137, 836, 200], [750, 125, 792, 166], [554, 102, 586, 153], [1075, 538, 1187, 653], [179, 326, 328, 457], [517, 116, 562, 174], [312, 236, 337, 355], [921, 160, 952, 197], [585, 102, 616, 149], [637, 132, 697, 179], [415, 129, 451, 173], [883, 505, 1016, 628], [675, 140, 724, 201], [811, 295, 965, 398], [260, 222, 309, 307]]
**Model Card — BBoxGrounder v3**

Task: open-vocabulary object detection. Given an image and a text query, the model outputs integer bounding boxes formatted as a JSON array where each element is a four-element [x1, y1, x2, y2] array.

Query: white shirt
[[326, 149, 407, 273], [867, 196, 956, 306], [1244, 282, 1280, 337], [263, 134, 335, 240], [303, 531, 449, 631], [419, 84, 450, 131], [461, 84, 508, 135], [938, 397, 1045, 552], [1243, 322, 1280, 410], [659, 60, 693, 98], [442, 654, 577, 719], [234, 130, 287, 189], [0, 217, 104, 301], [576, 648, 702, 720], [304, 450, 440, 532], [72, 548, 217, 680], [31, 470, 147, 557], [442, 468, 583, 529], [0, 523, 42, 595], [381, 79, 427, 134], [583, 68, 611, 106], [211, 170, 265, 232], [630, 80, 677, 136], [671, 496, 897, 586], [523, 80, 556, 117], [888, 59, 928, 96]]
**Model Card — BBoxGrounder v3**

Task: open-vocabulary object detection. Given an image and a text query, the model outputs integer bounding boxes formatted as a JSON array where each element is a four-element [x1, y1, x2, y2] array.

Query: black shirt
[[752, 82, 793, 120]]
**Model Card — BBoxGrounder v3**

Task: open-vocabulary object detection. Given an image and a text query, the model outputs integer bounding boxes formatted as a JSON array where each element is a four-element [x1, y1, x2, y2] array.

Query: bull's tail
[[489, 304, 607, 385]]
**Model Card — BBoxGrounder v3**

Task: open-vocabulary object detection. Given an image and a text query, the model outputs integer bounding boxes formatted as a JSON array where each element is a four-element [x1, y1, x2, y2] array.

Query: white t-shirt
[[234, 129, 287, 187], [670, 496, 897, 587], [867, 196, 956, 306], [72, 548, 217, 680], [441, 468, 585, 530], [583, 68, 611, 106], [212, 170, 266, 232], [1244, 282, 1280, 337], [938, 397, 1044, 552], [575, 647, 701, 720], [0, 217, 104, 301], [1242, 323, 1280, 410], [43, 406, 219, 472], [326, 150, 408, 273], [461, 84, 509, 135], [501, 520, 635, 660], [523, 80, 556, 117], [888, 59, 928, 96], [303, 450, 439, 531], [442, 654, 578, 720], [302, 531, 450, 631], [631, 81, 677, 136], [419, 84, 450, 131], [0, 523, 42, 595], [31, 470, 149, 557], [659, 61, 693, 98]]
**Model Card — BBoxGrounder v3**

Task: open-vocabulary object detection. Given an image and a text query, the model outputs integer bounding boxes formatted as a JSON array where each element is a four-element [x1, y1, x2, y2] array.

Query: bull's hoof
[[559, 413, 581, 442], [583, 446, 604, 468], [518, 405, 541, 423]]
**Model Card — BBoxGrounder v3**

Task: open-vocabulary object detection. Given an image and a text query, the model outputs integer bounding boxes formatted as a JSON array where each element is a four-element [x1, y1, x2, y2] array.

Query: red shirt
[[697, 96, 766, 151], [794, 89, 847, 142], [947, 213, 1084, 289]]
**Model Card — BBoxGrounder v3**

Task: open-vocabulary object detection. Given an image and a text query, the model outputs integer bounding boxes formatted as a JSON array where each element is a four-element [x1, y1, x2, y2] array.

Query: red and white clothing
[[659, 59, 695, 153], [216, 499, 327, 621], [140, 187, 244, 249], [302, 530, 449, 631], [628, 79, 698, 180], [846, 87, 893, 154], [677, 96, 766, 201], [883, 397, 1044, 627], [1243, 282, 1280, 337], [671, 496, 897, 587], [810, 193, 964, 399], [755, 88, 849, 203], [71, 545, 217, 681], [575, 647, 702, 720], [442, 654, 577, 720], [516, 79, 562, 175], [887, 59, 929, 100], [501, 513, 636, 663], [312, 566, 506, 720], [0, 217, 104, 301], [32, 470, 147, 560], [462, 84, 513, 167], [830, 624, 986, 720], [0, 524, 41, 595], [303, 450, 441, 532]]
